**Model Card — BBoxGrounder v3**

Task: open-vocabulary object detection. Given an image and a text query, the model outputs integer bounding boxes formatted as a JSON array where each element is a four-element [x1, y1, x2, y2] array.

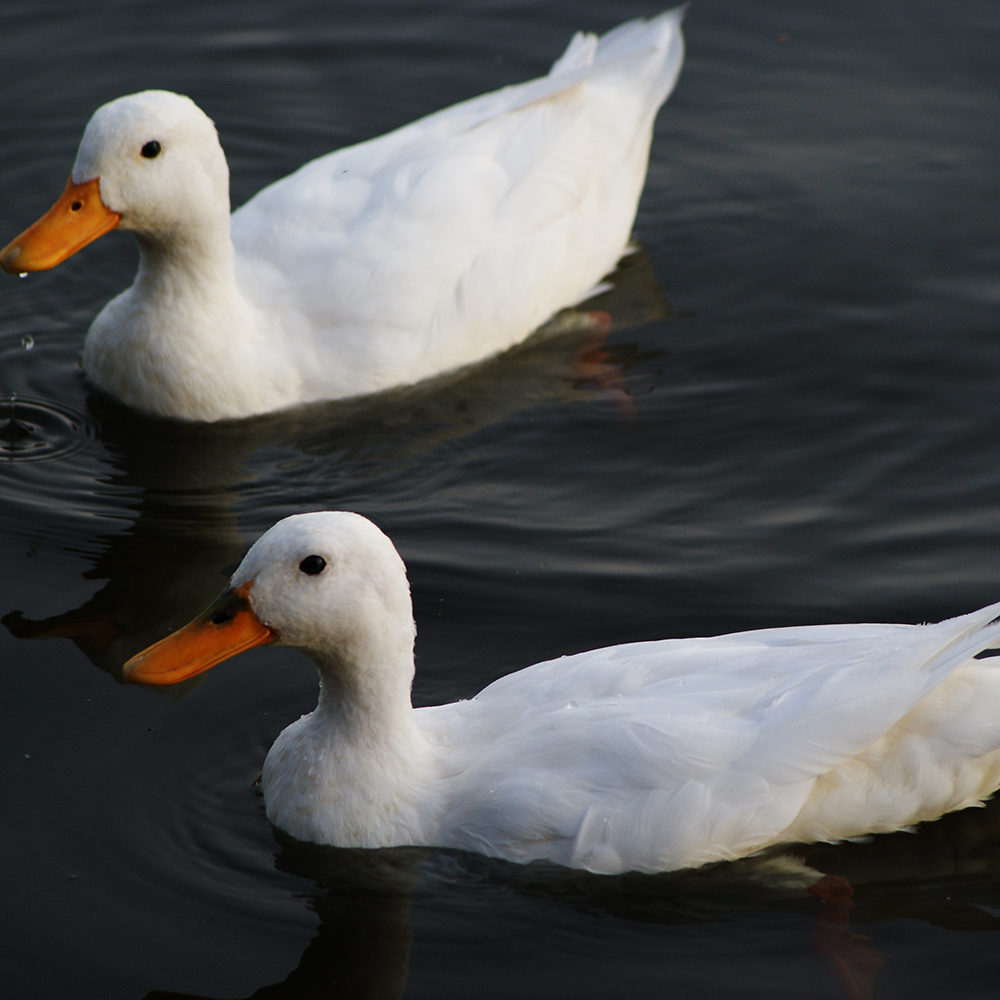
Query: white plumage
[[3, 11, 685, 421], [125, 512, 1000, 876]]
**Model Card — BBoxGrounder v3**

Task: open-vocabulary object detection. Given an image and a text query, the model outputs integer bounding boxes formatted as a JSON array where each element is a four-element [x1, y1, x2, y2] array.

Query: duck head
[[123, 512, 417, 689], [1, 90, 229, 273]]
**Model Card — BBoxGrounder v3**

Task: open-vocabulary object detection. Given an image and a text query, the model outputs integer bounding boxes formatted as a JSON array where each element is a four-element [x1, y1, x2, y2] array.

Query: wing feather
[[423, 601, 1000, 872]]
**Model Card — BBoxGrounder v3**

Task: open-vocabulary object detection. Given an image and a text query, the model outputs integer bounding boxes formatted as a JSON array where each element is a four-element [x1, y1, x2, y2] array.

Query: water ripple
[[0, 395, 98, 463]]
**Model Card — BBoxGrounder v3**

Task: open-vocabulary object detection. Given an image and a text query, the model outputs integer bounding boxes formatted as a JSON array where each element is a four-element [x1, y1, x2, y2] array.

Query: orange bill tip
[[0, 176, 120, 274], [123, 582, 275, 686]]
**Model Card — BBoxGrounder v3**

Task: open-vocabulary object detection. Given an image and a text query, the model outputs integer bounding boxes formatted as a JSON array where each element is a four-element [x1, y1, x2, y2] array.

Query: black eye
[[141, 140, 162, 159], [299, 555, 326, 576]]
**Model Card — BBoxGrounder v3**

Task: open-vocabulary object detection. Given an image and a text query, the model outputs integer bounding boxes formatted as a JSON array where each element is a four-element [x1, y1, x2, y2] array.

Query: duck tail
[[550, 8, 686, 112], [920, 598, 1000, 682]]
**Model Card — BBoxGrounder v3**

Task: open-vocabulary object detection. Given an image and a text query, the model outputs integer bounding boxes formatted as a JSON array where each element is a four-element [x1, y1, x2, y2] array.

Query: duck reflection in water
[[138, 840, 419, 1000], [136, 793, 1000, 1000], [2, 248, 671, 679]]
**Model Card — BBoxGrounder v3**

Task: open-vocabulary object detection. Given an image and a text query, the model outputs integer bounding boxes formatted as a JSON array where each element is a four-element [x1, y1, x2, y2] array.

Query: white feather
[[61, 10, 686, 420], [182, 512, 1000, 875]]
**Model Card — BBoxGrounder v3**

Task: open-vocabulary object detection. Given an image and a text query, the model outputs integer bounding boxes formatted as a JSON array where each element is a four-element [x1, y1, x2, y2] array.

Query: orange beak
[[123, 583, 275, 686], [0, 176, 121, 274]]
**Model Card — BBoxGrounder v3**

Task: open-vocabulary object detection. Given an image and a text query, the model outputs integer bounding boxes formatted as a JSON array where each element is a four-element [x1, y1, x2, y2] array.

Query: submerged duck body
[[2, 12, 685, 422], [126, 512, 1000, 875]]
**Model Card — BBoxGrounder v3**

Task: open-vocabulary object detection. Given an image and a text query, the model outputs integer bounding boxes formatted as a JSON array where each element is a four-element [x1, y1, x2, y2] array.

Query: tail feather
[[742, 598, 1000, 786], [595, 8, 686, 63], [548, 31, 598, 76], [548, 8, 686, 109]]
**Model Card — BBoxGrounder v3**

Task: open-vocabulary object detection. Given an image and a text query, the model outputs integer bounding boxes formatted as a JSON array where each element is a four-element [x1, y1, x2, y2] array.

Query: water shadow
[[2, 248, 673, 679], [138, 793, 1000, 1000]]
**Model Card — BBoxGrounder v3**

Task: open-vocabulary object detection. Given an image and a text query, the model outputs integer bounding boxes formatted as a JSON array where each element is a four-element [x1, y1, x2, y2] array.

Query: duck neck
[[131, 217, 242, 306], [264, 631, 437, 848], [83, 206, 298, 420], [311, 629, 422, 749]]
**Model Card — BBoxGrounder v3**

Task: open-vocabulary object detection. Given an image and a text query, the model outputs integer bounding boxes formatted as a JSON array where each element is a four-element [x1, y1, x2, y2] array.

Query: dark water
[[2, 1, 1000, 997]]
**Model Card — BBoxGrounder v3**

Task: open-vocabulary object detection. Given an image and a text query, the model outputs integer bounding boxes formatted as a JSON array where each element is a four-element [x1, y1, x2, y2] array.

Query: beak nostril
[[70, 201, 82, 211]]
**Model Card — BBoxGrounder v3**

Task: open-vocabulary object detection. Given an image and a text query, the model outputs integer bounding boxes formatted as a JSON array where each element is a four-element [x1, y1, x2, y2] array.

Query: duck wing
[[230, 11, 685, 399], [422, 601, 1000, 873]]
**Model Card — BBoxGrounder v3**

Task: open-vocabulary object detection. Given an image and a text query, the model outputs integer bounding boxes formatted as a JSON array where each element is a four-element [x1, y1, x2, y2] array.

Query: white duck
[[125, 511, 1000, 875], [0, 12, 684, 422]]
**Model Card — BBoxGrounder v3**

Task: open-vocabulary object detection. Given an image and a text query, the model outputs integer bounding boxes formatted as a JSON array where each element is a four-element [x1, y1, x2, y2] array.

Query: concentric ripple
[[0, 395, 98, 462]]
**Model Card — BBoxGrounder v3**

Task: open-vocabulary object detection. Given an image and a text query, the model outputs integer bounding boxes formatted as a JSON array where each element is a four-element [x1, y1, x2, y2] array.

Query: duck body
[[3, 11, 685, 421], [125, 512, 1000, 876]]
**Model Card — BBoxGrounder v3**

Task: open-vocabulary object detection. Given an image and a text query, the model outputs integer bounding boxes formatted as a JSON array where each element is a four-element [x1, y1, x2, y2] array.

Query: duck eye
[[299, 555, 326, 576], [141, 140, 162, 159]]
